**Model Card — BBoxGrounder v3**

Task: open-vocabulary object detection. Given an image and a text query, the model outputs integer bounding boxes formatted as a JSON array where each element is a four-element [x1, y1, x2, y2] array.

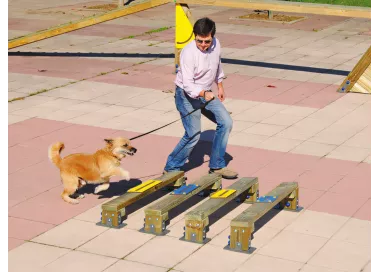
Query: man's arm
[[215, 56, 226, 102]]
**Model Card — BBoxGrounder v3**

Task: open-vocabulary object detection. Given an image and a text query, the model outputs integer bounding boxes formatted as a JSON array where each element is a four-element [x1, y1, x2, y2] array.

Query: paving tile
[[125, 236, 201, 268], [8, 114, 31, 124], [261, 209, 304, 230], [290, 141, 337, 157], [261, 113, 305, 126], [44, 250, 118, 272], [310, 157, 359, 176], [228, 132, 269, 147], [308, 239, 370, 272], [332, 218, 370, 246], [78, 228, 153, 258], [300, 264, 348, 272], [296, 171, 344, 191], [8, 238, 25, 251], [175, 243, 251, 272], [257, 136, 303, 152], [235, 254, 304, 272], [308, 192, 368, 217], [103, 260, 168, 272], [233, 102, 288, 122], [31, 219, 107, 249], [284, 210, 348, 238], [243, 123, 286, 136], [353, 199, 370, 221], [8, 216, 55, 241], [329, 175, 370, 198], [326, 145, 370, 162], [8, 242, 70, 272], [258, 230, 327, 263]]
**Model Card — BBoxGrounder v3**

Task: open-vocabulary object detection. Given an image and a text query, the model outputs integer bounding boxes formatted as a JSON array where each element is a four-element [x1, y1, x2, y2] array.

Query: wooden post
[[119, 0, 124, 7], [268, 10, 273, 20]]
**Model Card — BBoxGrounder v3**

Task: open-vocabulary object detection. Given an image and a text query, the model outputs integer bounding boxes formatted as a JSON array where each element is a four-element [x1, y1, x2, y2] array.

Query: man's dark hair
[[193, 17, 216, 37]]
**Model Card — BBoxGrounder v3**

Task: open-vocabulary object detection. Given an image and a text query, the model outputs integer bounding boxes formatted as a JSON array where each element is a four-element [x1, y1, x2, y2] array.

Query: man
[[163, 17, 237, 179]]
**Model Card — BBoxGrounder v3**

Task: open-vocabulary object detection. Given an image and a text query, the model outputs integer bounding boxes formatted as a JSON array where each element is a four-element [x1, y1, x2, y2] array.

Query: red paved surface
[[8, 118, 370, 250], [8, 56, 344, 108]]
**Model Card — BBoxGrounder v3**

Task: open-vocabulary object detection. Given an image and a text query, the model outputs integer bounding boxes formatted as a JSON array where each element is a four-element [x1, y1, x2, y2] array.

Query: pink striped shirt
[[174, 37, 225, 98]]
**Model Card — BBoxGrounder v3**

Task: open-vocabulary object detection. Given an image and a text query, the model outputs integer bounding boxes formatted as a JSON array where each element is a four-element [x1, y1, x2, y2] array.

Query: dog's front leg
[[102, 167, 130, 181], [94, 178, 110, 194]]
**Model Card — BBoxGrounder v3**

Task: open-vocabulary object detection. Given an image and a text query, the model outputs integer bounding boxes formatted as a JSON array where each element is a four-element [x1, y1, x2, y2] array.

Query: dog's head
[[104, 137, 137, 159]]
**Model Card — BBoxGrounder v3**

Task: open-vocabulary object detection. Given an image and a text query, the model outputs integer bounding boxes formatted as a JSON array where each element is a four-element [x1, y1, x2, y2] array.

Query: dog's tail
[[48, 142, 65, 167]]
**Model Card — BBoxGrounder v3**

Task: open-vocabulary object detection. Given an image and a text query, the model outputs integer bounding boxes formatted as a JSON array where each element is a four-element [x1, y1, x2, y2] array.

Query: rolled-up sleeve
[[180, 50, 203, 98]]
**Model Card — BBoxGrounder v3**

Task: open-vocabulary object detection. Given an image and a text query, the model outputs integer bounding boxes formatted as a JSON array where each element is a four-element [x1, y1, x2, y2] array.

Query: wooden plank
[[228, 182, 299, 252], [8, 0, 171, 49], [101, 171, 185, 227], [143, 173, 222, 234], [183, 177, 259, 243], [175, 0, 371, 18], [337, 46, 371, 94]]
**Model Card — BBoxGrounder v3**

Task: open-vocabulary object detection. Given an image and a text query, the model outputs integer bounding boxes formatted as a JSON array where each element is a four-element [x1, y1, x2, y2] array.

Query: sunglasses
[[196, 39, 212, 44]]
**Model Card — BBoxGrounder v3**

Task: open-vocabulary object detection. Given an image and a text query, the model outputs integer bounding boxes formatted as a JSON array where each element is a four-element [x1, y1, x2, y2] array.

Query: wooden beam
[[175, 0, 371, 18], [8, 0, 171, 49], [228, 182, 300, 252], [183, 177, 259, 243], [101, 171, 185, 228], [143, 173, 221, 235], [337, 46, 371, 94]]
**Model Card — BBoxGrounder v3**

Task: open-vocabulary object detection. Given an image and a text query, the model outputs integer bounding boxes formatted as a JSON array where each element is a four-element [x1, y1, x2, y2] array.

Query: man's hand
[[218, 86, 226, 102], [204, 91, 215, 101]]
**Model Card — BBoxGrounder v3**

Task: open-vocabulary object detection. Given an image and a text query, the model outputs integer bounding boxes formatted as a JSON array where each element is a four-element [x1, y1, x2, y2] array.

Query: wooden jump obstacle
[[338, 46, 371, 94], [100, 171, 185, 227], [183, 177, 259, 243], [227, 182, 300, 253], [143, 173, 222, 234], [8, 0, 171, 49]]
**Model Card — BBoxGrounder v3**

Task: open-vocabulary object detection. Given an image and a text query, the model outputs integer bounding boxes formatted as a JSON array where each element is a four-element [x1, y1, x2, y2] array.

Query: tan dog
[[48, 137, 137, 204]]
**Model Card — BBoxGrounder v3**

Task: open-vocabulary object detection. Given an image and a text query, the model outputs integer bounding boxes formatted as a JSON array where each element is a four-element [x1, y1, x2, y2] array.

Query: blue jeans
[[164, 86, 233, 172]]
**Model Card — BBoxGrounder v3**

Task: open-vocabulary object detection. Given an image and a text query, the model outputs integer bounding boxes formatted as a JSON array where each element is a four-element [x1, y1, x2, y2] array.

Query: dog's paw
[[77, 194, 85, 199], [94, 186, 102, 194], [123, 170, 130, 181]]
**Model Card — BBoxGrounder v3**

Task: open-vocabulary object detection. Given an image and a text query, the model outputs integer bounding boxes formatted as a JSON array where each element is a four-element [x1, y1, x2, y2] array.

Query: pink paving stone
[[9, 118, 72, 147], [222, 74, 253, 88], [71, 24, 151, 38], [9, 185, 109, 225], [346, 162, 371, 179], [268, 152, 321, 172], [296, 84, 345, 108], [253, 165, 305, 184], [310, 157, 360, 176], [8, 217, 55, 240], [8, 56, 133, 81], [8, 18, 66, 32], [296, 171, 345, 191], [216, 33, 273, 47], [8, 238, 25, 251], [308, 191, 369, 217], [353, 199, 371, 221], [329, 175, 371, 199], [229, 76, 279, 98]]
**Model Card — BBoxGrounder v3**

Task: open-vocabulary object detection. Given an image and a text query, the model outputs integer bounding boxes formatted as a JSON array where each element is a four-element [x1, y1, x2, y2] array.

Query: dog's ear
[[104, 139, 113, 145]]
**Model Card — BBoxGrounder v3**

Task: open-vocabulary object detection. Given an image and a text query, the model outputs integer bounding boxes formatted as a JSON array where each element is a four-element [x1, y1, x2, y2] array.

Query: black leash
[[130, 97, 214, 141]]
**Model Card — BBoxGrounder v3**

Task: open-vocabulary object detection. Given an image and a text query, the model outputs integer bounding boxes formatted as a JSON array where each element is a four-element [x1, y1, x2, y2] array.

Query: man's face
[[195, 33, 213, 52]]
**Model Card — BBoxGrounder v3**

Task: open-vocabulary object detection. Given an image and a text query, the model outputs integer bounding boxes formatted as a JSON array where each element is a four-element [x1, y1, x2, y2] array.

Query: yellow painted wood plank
[[211, 189, 237, 198], [175, 0, 371, 18], [128, 180, 162, 193], [8, 0, 171, 49]]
